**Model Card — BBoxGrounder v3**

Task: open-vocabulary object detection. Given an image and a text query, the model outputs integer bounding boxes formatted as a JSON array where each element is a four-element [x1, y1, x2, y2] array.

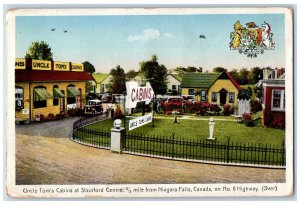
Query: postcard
[[6, 7, 294, 198]]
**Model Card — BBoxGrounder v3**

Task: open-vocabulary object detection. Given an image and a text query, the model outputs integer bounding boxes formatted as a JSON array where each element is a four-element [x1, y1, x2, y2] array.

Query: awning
[[67, 87, 81, 97], [54, 88, 65, 98], [34, 88, 53, 101]]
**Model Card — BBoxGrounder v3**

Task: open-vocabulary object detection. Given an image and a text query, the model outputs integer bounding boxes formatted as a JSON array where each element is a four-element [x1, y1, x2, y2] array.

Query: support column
[[110, 119, 125, 153]]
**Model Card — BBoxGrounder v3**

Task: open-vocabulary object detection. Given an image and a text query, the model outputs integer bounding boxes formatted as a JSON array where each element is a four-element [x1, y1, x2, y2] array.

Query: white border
[[5, 7, 294, 198]]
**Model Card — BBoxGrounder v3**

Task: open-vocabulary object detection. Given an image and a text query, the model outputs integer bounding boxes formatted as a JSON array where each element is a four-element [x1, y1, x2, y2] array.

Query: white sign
[[67, 103, 77, 110], [21, 109, 29, 115], [128, 113, 153, 131], [125, 81, 154, 109]]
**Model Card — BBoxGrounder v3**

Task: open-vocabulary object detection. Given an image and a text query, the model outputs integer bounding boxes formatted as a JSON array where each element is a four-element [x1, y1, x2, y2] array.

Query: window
[[229, 92, 235, 103], [172, 85, 177, 90], [101, 84, 105, 93], [67, 85, 80, 104], [15, 87, 24, 110], [272, 90, 285, 111], [188, 89, 194, 95], [33, 86, 52, 108], [212, 92, 218, 102], [53, 85, 59, 106], [201, 90, 206, 101]]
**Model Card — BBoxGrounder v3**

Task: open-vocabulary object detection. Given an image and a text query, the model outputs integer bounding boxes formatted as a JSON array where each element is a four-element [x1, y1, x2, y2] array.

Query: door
[[219, 88, 228, 105]]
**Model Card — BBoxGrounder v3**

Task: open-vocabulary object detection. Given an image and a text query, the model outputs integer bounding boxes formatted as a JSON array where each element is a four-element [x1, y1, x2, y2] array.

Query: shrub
[[251, 100, 262, 113], [242, 112, 254, 127], [223, 104, 232, 116], [114, 106, 123, 119]]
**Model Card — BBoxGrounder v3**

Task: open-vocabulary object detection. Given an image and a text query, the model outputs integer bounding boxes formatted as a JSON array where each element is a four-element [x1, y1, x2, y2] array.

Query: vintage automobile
[[84, 99, 103, 115]]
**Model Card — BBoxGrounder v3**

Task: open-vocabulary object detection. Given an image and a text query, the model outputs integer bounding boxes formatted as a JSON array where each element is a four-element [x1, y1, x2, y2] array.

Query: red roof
[[225, 70, 242, 91], [15, 70, 94, 82]]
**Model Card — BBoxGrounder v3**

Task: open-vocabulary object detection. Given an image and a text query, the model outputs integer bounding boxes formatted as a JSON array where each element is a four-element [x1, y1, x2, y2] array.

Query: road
[[15, 118, 285, 185]]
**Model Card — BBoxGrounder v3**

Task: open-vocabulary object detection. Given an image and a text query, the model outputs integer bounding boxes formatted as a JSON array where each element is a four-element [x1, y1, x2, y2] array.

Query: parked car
[[182, 95, 195, 102], [166, 96, 184, 103], [84, 99, 103, 115], [100, 93, 112, 103]]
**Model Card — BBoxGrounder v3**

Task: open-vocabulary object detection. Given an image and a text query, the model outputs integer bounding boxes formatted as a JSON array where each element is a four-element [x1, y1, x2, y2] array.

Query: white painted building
[[166, 74, 182, 95]]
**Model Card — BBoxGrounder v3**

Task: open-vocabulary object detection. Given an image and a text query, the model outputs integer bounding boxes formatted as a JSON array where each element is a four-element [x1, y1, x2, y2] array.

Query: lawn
[[73, 116, 285, 166], [86, 116, 285, 146]]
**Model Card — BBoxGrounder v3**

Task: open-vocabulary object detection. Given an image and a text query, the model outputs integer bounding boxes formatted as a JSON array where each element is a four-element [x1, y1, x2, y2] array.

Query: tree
[[108, 65, 126, 94], [213, 67, 227, 73], [186, 66, 197, 72], [126, 70, 138, 80], [239, 68, 251, 85], [25, 41, 53, 60], [196, 67, 203, 73], [83, 61, 95, 74], [250, 67, 263, 84], [140, 55, 168, 96], [229, 69, 240, 83]]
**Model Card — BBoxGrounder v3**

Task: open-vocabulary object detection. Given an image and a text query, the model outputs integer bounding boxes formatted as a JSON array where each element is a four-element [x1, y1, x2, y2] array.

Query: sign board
[[128, 112, 153, 131], [67, 103, 77, 110], [15, 58, 26, 69], [125, 81, 154, 109], [71, 63, 84, 72], [54, 61, 70, 71], [32, 60, 51, 70], [21, 109, 29, 115]]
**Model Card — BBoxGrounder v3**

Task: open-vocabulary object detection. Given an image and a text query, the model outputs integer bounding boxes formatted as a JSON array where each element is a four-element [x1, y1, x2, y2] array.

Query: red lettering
[[131, 88, 136, 102], [139, 88, 143, 101]]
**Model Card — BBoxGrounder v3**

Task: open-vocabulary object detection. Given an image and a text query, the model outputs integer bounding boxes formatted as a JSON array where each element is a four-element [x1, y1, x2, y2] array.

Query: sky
[[16, 14, 285, 73]]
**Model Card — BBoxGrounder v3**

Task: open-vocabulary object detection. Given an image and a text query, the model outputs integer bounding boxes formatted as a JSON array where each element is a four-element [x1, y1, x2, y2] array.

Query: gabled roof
[[181, 72, 221, 88], [92, 73, 110, 83], [169, 73, 182, 82], [181, 71, 241, 91], [132, 72, 145, 79], [15, 70, 93, 82], [225, 70, 241, 90]]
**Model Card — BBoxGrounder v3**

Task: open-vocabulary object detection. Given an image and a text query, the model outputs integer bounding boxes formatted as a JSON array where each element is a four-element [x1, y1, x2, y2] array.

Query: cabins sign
[[128, 112, 153, 131], [125, 81, 154, 109]]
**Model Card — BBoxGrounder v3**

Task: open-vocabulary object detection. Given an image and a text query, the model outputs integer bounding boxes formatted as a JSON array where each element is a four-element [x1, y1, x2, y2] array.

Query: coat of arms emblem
[[230, 21, 275, 58]]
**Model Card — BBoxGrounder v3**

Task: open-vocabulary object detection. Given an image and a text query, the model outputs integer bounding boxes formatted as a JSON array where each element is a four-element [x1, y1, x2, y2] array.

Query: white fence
[[238, 99, 250, 116]]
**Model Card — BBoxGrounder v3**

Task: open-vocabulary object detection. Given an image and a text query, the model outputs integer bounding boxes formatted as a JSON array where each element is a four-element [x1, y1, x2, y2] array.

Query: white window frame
[[188, 89, 195, 96], [211, 92, 218, 102], [229, 92, 235, 103], [271, 89, 285, 111], [201, 90, 206, 101], [15, 87, 23, 100]]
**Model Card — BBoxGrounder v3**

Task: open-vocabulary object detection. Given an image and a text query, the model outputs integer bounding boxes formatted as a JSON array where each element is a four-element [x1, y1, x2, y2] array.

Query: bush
[[242, 112, 254, 127], [223, 104, 232, 116], [251, 100, 262, 113], [114, 106, 123, 119]]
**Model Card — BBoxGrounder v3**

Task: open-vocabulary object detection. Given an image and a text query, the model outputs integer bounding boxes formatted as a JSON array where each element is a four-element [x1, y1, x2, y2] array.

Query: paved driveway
[[16, 117, 80, 138], [15, 118, 285, 185]]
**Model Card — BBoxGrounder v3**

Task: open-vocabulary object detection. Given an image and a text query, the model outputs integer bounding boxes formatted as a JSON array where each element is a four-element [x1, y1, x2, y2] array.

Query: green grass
[[73, 116, 285, 166], [86, 117, 284, 146]]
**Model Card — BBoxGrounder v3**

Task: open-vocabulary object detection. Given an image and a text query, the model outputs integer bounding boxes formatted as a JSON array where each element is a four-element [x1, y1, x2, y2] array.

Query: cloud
[[127, 28, 160, 42], [163, 33, 172, 38], [127, 28, 172, 42]]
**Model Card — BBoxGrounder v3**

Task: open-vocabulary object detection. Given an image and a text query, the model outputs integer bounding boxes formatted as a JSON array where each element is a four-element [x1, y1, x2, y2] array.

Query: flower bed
[[160, 101, 230, 116]]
